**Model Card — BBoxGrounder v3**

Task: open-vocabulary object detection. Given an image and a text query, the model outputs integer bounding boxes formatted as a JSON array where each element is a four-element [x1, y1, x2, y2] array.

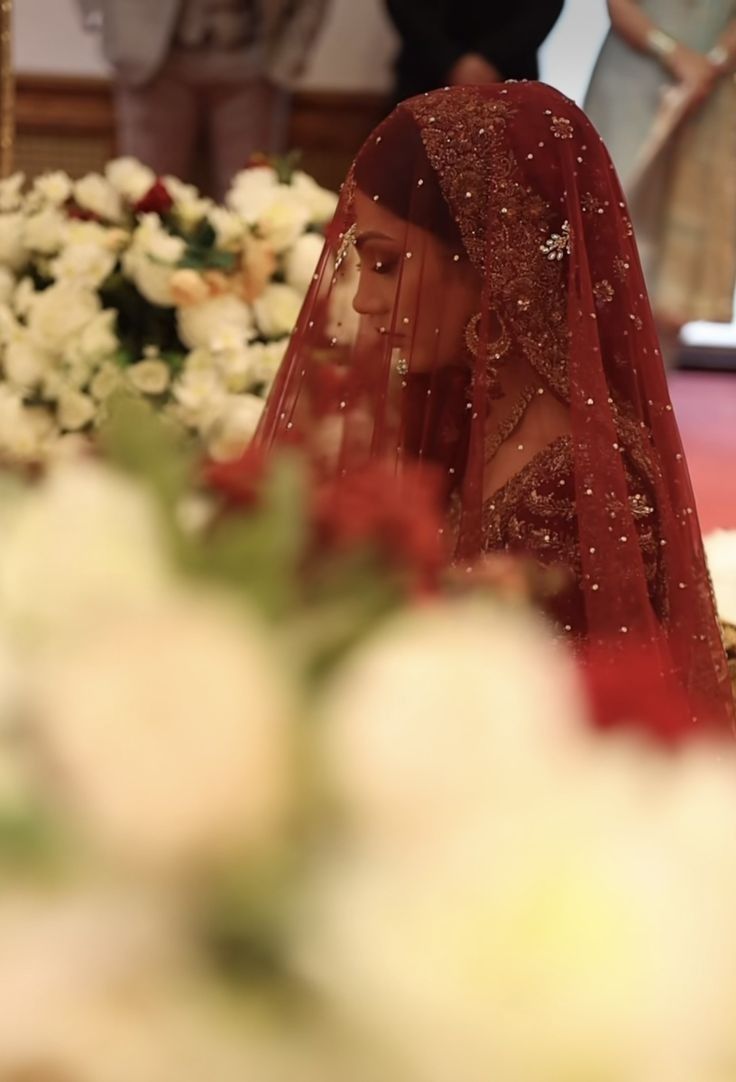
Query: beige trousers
[[114, 54, 290, 200]]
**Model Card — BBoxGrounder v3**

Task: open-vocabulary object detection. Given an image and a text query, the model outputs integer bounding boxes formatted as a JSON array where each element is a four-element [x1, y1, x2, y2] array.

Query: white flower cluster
[[0, 159, 336, 463]]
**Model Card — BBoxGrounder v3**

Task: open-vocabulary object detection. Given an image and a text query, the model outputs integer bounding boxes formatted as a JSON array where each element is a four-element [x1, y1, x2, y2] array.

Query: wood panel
[[14, 73, 387, 190]]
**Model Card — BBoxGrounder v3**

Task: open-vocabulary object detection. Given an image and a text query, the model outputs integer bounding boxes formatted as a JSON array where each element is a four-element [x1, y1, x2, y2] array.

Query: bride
[[257, 81, 734, 728]]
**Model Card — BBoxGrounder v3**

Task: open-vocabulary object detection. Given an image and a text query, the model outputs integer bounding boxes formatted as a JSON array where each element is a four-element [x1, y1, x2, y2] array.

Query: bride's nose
[[352, 277, 389, 316]]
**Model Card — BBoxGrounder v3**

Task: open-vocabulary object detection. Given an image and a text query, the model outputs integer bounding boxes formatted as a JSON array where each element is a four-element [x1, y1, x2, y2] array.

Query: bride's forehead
[[353, 189, 412, 237]]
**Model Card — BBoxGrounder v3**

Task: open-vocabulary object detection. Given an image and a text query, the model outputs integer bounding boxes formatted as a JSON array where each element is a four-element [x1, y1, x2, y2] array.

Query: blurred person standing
[[585, 0, 736, 363], [384, 0, 565, 102], [77, 0, 330, 199]]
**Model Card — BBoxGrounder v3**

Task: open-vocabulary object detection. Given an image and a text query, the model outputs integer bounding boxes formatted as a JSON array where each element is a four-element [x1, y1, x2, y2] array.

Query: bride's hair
[[353, 105, 462, 248]]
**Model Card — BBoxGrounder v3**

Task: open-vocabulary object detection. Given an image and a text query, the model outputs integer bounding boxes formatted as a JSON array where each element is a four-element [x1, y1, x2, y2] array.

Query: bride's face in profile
[[350, 190, 480, 372]]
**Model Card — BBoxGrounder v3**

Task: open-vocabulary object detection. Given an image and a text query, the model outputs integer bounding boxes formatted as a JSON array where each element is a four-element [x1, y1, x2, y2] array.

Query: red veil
[[257, 82, 734, 730]]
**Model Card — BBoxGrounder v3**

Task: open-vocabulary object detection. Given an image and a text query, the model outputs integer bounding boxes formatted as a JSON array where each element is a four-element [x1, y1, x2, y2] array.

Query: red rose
[[134, 179, 174, 216]]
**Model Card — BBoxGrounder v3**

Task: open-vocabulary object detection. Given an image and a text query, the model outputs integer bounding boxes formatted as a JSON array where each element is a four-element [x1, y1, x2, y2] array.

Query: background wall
[[16, 0, 609, 101]]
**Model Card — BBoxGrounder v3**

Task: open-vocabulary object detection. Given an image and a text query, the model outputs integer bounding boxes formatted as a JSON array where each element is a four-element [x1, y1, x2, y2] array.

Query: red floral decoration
[[134, 179, 175, 216]]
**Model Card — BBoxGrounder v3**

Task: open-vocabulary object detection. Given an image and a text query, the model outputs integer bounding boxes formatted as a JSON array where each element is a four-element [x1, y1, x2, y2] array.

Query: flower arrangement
[[0, 405, 733, 1081], [0, 156, 336, 464]]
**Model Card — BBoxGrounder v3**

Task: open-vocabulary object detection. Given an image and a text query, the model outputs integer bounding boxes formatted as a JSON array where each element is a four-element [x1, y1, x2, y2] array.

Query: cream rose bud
[[169, 268, 210, 306], [105, 156, 156, 202], [73, 173, 124, 223], [127, 359, 171, 395], [291, 170, 339, 224], [256, 191, 311, 254], [31, 169, 73, 207], [50, 242, 117, 291], [0, 214, 29, 272], [226, 165, 280, 221], [26, 283, 100, 352], [253, 283, 302, 339], [32, 592, 294, 870], [23, 206, 67, 256], [206, 393, 265, 461], [285, 232, 325, 294], [177, 292, 255, 351]]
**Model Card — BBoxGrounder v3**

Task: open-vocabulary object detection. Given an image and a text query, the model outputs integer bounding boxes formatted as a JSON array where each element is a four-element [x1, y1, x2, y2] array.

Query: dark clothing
[[385, 0, 565, 100]]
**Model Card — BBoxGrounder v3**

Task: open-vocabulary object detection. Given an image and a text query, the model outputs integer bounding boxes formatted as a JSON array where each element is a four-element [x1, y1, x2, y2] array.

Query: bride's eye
[[372, 256, 398, 275]]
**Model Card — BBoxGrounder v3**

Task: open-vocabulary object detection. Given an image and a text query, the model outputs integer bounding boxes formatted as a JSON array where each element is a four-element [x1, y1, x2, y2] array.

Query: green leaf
[[98, 392, 195, 510]]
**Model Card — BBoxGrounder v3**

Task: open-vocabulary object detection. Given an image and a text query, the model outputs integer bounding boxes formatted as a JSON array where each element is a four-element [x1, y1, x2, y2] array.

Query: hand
[[448, 53, 502, 86], [665, 43, 719, 109]]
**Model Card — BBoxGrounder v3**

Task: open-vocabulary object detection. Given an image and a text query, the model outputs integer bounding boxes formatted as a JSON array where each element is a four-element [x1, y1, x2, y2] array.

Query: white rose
[[284, 231, 324, 294], [318, 601, 588, 853], [0, 459, 174, 641], [89, 360, 124, 401], [105, 156, 156, 202], [123, 214, 186, 307], [247, 338, 288, 391], [23, 206, 67, 255], [208, 206, 245, 250], [163, 174, 212, 227], [253, 282, 302, 339], [172, 367, 228, 433], [0, 174, 25, 213], [127, 359, 171, 395], [0, 214, 29, 272], [291, 171, 339, 225], [56, 390, 96, 431], [206, 393, 265, 461], [65, 309, 118, 368], [26, 283, 100, 352], [256, 190, 311, 254], [73, 173, 124, 223], [0, 386, 49, 462], [3, 336, 51, 390], [50, 242, 117, 290], [31, 170, 73, 207], [226, 165, 279, 221], [32, 592, 294, 869], [0, 267, 15, 307], [162, 175, 201, 205], [12, 278, 35, 319], [177, 292, 254, 351], [63, 218, 125, 252]]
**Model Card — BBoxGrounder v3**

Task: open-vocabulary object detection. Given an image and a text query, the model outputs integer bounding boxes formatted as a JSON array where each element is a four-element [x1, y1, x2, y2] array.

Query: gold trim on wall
[[0, 0, 13, 177]]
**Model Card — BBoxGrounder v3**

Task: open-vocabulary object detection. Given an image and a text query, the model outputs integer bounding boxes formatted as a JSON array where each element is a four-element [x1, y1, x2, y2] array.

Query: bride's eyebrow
[[355, 230, 399, 251]]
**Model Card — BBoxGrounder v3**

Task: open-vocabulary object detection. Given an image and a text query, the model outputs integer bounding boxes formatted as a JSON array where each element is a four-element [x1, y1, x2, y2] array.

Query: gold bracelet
[[645, 27, 678, 60]]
